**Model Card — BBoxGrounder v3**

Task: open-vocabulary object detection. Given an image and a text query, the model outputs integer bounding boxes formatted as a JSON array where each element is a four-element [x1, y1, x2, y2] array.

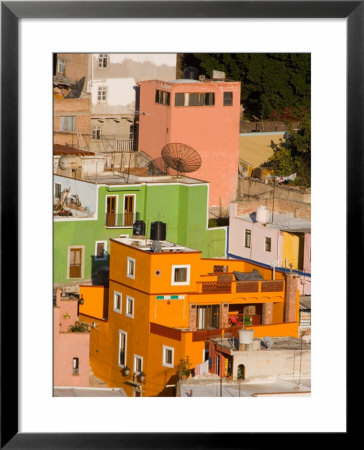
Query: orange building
[[79, 235, 299, 397], [137, 79, 241, 210]]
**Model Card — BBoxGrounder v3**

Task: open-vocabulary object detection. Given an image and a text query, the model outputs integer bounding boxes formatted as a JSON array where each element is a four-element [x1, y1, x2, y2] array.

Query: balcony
[[198, 279, 285, 295], [105, 212, 140, 228]]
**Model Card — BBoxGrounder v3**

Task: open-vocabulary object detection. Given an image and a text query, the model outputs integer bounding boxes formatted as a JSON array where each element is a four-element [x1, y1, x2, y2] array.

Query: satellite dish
[[65, 76, 86, 99], [261, 336, 274, 350], [147, 157, 169, 176], [161, 143, 202, 177]]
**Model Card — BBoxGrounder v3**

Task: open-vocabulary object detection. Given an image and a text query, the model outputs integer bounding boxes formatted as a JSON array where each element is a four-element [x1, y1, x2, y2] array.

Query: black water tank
[[150, 221, 166, 241], [133, 220, 146, 236], [183, 66, 199, 80]]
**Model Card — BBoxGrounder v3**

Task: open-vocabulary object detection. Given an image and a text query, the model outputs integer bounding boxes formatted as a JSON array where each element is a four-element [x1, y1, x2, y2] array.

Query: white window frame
[[57, 58, 66, 74], [67, 245, 85, 279], [113, 291, 122, 314], [92, 126, 102, 140], [118, 330, 127, 368], [162, 345, 174, 368], [98, 54, 108, 68], [95, 240, 107, 261], [125, 296, 134, 318], [171, 264, 190, 286], [127, 257, 136, 280], [97, 86, 107, 102], [133, 354, 143, 375]]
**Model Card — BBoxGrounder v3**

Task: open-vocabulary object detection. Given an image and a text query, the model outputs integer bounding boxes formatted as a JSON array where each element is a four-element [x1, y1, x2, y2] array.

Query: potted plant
[[177, 356, 191, 380]]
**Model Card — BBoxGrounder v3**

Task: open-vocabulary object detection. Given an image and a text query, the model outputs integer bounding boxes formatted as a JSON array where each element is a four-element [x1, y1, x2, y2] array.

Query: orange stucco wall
[[138, 80, 241, 207], [79, 285, 108, 320], [80, 239, 299, 395]]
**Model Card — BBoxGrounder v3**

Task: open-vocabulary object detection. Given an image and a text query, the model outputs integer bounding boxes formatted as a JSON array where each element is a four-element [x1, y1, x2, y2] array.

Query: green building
[[54, 173, 226, 288]]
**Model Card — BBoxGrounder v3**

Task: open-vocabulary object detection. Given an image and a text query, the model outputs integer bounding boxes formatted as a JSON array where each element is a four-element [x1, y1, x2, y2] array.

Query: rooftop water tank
[[238, 330, 254, 351], [256, 205, 269, 225], [183, 66, 199, 80], [133, 220, 145, 236], [150, 221, 166, 241]]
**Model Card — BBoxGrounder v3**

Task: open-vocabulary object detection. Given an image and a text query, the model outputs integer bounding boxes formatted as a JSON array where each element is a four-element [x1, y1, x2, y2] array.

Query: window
[[72, 357, 79, 375], [97, 86, 107, 102], [134, 355, 143, 374], [162, 345, 174, 368], [223, 92, 233, 106], [155, 90, 170, 105], [118, 330, 127, 367], [95, 241, 107, 260], [171, 265, 190, 286], [197, 305, 220, 329], [113, 291, 122, 313], [265, 237, 272, 252], [92, 126, 102, 140], [98, 54, 108, 68], [245, 229, 251, 248], [54, 183, 62, 199], [126, 296, 134, 318], [59, 116, 76, 132], [57, 58, 66, 75], [175, 93, 185, 106], [188, 92, 215, 106], [68, 247, 84, 278], [127, 257, 135, 279]]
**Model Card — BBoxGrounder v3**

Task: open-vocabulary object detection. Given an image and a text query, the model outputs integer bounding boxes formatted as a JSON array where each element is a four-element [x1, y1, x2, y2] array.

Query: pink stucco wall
[[54, 291, 90, 387], [138, 80, 241, 207]]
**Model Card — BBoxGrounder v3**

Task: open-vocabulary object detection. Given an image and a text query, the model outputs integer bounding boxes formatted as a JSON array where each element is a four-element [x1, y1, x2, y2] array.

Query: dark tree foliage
[[267, 109, 311, 186], [179, 53, 311, 120]]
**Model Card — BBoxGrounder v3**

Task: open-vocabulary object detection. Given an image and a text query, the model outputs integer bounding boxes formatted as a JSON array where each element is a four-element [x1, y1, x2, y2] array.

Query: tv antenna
[[161, 143, 202, 178]]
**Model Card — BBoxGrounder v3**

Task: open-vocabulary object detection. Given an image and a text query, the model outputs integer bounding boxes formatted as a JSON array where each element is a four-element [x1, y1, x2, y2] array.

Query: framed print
[[1, 1, 355, 448]]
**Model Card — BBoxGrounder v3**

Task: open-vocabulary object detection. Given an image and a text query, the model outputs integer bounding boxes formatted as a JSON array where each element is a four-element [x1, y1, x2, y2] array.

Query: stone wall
[[236, 177, 311, 220]]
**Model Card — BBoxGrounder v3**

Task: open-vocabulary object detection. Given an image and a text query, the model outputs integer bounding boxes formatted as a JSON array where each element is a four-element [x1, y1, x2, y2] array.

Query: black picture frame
[[1, 1, 353, 448]]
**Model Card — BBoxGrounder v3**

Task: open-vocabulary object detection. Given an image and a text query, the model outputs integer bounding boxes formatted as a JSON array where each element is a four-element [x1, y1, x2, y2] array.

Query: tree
[[178, 53, 311, 120], [267, 109, 311, 186]]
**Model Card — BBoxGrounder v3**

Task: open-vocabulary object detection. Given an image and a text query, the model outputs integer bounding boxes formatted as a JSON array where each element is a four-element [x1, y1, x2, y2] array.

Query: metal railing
[[105, 212, 140, 227], [199, 279, 285, 294]]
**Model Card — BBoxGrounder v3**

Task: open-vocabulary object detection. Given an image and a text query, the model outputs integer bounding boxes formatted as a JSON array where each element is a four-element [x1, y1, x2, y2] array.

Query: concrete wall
[[237, 177, 311, 219], [232, 347, 310, 380]]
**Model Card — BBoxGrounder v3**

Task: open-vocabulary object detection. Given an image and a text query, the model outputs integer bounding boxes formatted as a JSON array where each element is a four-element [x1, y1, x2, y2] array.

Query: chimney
[[285, 274, 299, 323]]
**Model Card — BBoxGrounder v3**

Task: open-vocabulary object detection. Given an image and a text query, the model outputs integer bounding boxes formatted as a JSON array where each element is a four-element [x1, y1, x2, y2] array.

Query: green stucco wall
[[54, 182, 226, 286]]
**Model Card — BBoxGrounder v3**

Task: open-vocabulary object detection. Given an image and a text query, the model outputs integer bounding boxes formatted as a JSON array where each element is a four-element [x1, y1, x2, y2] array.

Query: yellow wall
[[282, 232, 300, 270]]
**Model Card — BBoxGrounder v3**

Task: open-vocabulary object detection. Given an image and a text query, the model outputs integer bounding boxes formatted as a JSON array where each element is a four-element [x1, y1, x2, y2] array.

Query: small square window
[[95, 241, 107, 260], [98, 87, 107, 102], [175, 93, 185, 106], [265, 237, 272, 252], [92, 127, 102, 140], [171, 265, 190, 285], [163, 345, 174, 368], [126, 296, 134, 318], [223, 92, 233, 106], [98, 54, 108, 68], [127, 257, 135, 279], [60, 116, 76, 132], [114, 291, 122, 313], [54, 183, 62, 199]]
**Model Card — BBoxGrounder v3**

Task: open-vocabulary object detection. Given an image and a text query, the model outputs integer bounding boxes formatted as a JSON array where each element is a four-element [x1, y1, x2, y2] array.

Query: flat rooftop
[[81, 172, 207, 186], [112, 237, 199, 253], [237, 210, 311, 233], [210, 336, 311, 353]]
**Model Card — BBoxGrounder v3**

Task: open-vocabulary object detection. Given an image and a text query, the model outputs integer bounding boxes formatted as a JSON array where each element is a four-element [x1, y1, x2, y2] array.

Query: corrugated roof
[[239, 133, 285, 167], [53, 144, 95, 156]]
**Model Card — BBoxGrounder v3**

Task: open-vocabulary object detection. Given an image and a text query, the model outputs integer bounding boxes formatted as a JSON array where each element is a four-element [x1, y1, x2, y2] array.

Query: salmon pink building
[[137, 79, 241, 210], [53, 289, 90, 387]]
